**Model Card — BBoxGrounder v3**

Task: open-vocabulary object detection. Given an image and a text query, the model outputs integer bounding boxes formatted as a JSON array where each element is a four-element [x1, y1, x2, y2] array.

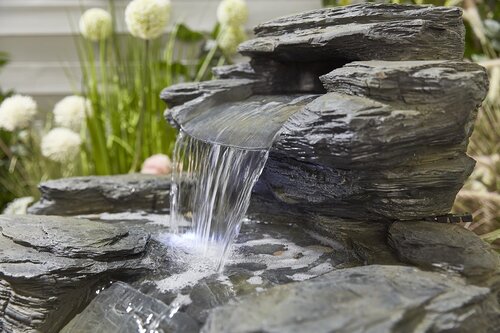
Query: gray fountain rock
[[203, 265, 497, 333], [163, 4, 489, 221], [0, 215, 153, 332], [28, 174, 171, 216], [254, 60, 487, 220], [388, 221, 500, 277], [240, 3, 465, 61], [61, 282, 199, 333]]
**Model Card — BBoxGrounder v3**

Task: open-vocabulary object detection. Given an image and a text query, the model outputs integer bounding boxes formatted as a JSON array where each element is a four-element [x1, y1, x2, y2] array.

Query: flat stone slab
[[0, 215, 153, 332], [320, 60, 488, 107], [203, 265, 495, 333], [28, 174, 171, 216], [1, 215, 148, 260], [240, 3, 464, 62], [388, 221, 500, 276]]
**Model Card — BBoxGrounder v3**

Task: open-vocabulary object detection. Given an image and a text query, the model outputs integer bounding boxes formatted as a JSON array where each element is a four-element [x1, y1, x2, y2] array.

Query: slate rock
[[305, 216, 398, 265], [160, 79, 255, 109], [240, 4, 465, 62], [0, 215, 152, 332], [251, 60, 488, 220], [321, 60, 488, 107], [388, 221, 500, 276], [203, 265, 497, 333], [28, 174, 171, 216], [61, 282, 199, 333]]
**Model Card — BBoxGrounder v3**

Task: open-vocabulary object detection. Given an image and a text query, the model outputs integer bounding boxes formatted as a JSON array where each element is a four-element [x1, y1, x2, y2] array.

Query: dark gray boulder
[[203, 265, 497, 333], [388, 221, 500, 277], [28, 174, 171, 216], [61, 282, 199, 333], [252, 60, 488, 220], [0, 215, 152, 332], [240, 3, 465, 62]]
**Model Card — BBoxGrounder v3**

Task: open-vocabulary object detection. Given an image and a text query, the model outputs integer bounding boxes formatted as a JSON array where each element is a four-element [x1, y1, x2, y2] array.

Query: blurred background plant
[[0, 0, 248, 212], [76, 0, 247, 176], [324, 0, 500, 249]]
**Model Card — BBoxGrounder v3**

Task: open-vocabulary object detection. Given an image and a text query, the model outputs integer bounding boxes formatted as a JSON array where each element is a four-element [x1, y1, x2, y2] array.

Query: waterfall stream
[[170, 131, 269, 270]]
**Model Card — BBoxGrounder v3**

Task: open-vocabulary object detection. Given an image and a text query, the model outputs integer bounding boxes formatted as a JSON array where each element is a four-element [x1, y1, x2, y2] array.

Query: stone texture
[[250, 60, 488, 220], [160, 79, 255, 109], [61, 282, 199, 333], [388, 221, 500, 277], [28, 174, 171, 216], [305, 216, 398, 265], [0, 215, 152, 332], [203, 265, 497, 333], [240, 4, 464, 62]]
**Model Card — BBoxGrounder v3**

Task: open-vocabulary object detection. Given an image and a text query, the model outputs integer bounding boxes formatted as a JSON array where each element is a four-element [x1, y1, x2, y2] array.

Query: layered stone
[[28, 174, 171, 216], [240, 4, 464, 62], [0, 215, 152, 332]]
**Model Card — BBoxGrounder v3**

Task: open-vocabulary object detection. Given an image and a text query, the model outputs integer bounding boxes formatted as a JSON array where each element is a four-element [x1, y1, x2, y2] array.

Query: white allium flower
[[218, 25, 247, 54], [0, 95, 38, 132], [125, 0, 171, 40], [217, 0, 248, 26], [79, 8, 112, 42], [2, 197, 34, 215], [41, 128, 82, 163], [53, 95, 92, 131]]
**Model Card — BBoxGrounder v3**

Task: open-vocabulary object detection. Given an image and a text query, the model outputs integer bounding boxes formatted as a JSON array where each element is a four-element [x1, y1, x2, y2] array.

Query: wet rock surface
[[389, 221, 500, 277], [1, 211, 499, 332], [61, 282, 199, 333], [203, 265, 496, 333], [28, 174, 171, 216]]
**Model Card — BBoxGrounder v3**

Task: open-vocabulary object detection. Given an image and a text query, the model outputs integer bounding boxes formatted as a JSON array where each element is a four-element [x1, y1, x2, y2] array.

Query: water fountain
[[1, 4, 499, 333]]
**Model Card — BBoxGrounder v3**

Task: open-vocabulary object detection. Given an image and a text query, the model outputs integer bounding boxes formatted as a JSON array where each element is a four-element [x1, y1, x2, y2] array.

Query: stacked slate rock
[[5, 3, 498, 333], [162, 3, 489, 221]]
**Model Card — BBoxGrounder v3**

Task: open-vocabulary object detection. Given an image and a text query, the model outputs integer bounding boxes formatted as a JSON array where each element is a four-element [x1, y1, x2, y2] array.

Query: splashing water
[[170, 131, 269, 270]]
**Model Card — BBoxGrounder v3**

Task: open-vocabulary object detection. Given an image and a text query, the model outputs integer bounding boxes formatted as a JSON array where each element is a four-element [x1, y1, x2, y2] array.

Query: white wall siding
[[0, 0, 322, 109]]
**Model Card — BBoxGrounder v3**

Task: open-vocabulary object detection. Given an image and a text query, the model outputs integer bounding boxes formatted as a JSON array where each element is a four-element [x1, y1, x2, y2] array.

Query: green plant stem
[[130, 39, 150, 172], [195, 43, 218, 82]]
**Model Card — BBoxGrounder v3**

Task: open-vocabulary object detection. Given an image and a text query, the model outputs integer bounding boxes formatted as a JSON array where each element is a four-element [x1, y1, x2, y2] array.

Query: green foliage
[[75, 9, 234, 175], [0, 4, 240, 211], [0, 52, 16, 210]]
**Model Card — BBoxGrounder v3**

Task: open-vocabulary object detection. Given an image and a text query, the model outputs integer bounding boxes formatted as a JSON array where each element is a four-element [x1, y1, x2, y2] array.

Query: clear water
[[170, 131, 269, 270]]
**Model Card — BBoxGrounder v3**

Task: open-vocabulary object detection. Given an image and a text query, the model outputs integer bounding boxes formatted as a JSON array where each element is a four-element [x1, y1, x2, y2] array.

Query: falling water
[[170, 131, 269, 270]]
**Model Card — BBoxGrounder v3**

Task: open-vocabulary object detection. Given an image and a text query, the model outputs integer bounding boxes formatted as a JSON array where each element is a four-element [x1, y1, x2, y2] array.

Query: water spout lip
[[166, 94, 319, 151]]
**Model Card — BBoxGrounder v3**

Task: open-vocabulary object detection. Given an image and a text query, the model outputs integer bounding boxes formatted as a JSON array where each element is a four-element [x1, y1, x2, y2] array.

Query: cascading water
[[167, 94, 316, 271], [170, 131, 269, 270]]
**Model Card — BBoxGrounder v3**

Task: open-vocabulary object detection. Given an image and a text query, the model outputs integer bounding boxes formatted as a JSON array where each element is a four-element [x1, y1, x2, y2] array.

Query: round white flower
[[41, 128, 82, 163], [0, 95, 38, 132], [217, 0, 248, 26], [218, 25, 247, 54], [125, 0, 171, 40], [53, 95, 92, 131], [79, 8, 112, 41]]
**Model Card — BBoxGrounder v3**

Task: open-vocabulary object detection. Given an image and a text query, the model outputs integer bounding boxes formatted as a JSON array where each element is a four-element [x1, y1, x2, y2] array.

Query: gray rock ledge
[[203, 265, 495, 333], [240, 4, 465, 62], [28, 174, 171, 216]]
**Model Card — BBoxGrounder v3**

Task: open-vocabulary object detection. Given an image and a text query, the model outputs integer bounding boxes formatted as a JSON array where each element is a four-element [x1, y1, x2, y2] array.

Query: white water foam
[[169, 131, 269, 270]]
